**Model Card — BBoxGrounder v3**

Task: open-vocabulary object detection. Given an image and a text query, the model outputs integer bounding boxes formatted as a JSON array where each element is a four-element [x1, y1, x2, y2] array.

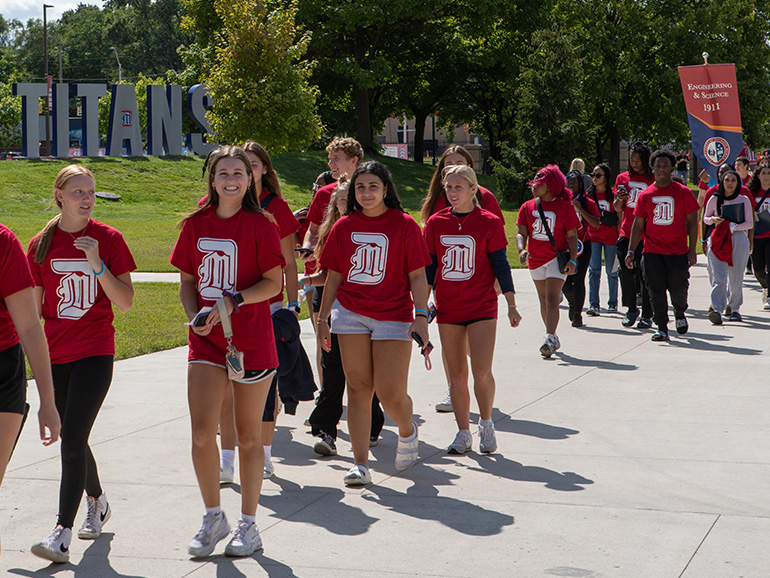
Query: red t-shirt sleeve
[[307, 183, 335, 225], [1, 227, 34, 300], [563, 201, 581, 231], [169, 220, 195, 275], [683, 187, 701, 215], [257, 217, 286, 273], [634, 194, 650, 219], [319, 222, 341, 273], [265, 196, 301, 239], [26, 237, 44, 286], [424, 219, 437, 254], [105, 228, 137, 277], [480, 188, 505, 224], [487, 215, 508, 253], [402, 216, 432, 273]]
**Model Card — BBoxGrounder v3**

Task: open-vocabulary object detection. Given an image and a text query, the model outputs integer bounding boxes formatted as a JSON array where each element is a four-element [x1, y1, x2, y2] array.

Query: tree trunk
[[412, 112, 427, 163], [354, 86, 375, 153], [609, 124, 620, 177]]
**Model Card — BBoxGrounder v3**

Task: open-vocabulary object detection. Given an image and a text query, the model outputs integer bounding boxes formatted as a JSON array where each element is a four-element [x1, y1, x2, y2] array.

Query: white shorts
[[530, 257, 567, 281]]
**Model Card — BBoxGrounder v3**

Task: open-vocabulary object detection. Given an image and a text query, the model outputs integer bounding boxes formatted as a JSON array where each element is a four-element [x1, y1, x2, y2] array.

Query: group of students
[[3, 136, 765, 564]]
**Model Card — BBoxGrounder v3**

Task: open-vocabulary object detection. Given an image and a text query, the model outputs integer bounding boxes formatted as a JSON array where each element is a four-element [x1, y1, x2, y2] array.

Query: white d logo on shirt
[[531, 210, 556, 242], [51, 259, 97, 319], [440, 235, 475, 281], [651, 196, 675, 226], [197, 238, 238, 300], [348, 232, 388, 285]]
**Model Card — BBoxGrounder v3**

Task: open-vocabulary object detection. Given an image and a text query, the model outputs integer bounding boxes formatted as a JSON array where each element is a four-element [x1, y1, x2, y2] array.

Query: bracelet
[[93, 260, 105, 277], [287, 302, 299, 308], [316, 318, 328, 325], [415, 312, 427, 319], [627, 250, 634, 255], [414, 308, 428, 316], [568, 260, 577, 266], [222, 290, 240, 313], [509, 306, 518, 309], [298, 278, 306, 288]]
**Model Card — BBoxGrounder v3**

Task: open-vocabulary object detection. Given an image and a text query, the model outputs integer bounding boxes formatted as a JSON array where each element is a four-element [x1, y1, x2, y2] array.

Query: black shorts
[[444, 317, 495, 327], [262, 374, 279, 422], [312, 286, 324, 313], [0, 343, 27, 415]]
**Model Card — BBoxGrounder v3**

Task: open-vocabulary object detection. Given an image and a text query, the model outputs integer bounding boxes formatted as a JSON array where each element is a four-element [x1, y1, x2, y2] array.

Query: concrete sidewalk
[[2, 258, 770, 577]]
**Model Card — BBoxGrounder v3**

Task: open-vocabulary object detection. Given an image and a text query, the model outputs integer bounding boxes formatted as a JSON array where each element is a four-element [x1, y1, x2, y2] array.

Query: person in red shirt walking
[[625, 149, 700, 342], [317, 161, 431, 486], [171, 146, 285, 558], [424, 165, 520, 455], [28, 166, 136, 563], [516, 165, 580, 357]]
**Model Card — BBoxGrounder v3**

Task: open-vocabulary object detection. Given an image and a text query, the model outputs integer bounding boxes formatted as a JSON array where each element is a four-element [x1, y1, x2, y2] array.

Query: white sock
[[221, 449, 235, 470], [398, 423, 417, 442], [205, 505, 222, 516], [240, 513, 256, 525], [479, 418, 493, 428], [546, 333, 554, 339], [263, 445, 272, 462]]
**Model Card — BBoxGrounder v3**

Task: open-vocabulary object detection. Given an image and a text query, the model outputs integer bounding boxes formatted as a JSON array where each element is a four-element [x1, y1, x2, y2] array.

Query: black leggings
[[52, 355, 113, 529], [563, 241, 592, 315], [752, 236, 770, 289]]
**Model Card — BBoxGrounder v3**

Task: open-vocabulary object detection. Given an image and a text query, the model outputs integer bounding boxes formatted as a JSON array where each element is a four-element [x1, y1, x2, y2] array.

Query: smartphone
[[427, 302, 437, 324], [187, 306, 213, 327], [295, 247, 313, 256], [411, 331, 434, 356]]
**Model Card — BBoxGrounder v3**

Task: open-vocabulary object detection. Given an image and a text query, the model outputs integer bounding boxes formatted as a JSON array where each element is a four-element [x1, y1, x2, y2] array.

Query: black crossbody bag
[[591, 190, 619, 227], [536, 197, 575, 275]]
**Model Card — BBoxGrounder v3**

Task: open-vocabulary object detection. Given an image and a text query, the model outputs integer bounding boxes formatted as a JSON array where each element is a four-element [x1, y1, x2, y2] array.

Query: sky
[[2, 0, 105, 24]]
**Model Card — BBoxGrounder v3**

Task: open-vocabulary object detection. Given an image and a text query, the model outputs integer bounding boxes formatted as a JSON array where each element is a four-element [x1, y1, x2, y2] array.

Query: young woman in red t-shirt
[[420, 145, 504, 413], [423, 165, 521, 455], [748, 165, 770, 309], [0, 224, 60, 489], [215, 141, 302, 484], [317, 161, 431, 486], [28, 166, 136, 563], [516, 165, 580, 357], [170, 146, 285, 558]]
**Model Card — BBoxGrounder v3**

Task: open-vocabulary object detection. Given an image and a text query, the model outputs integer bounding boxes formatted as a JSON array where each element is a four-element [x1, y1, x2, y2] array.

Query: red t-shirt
[[0, 224, 35, 351], [588, 190, 620, 245], [424, 208, 507, 323], [307, 182, 338, 226], [742, 175, 752, 186], [170, 207, 285, 369], [431, 186, 505, 224], [516, 196, 581, 269], [633, 181, 700, 255], [752, 189, 770, 239], [573, 197, 600, 243], [260, 191, 300, 305], [27, 220, 137, 364], [320, 208, 431, 322], [614, 172, 655, 238]]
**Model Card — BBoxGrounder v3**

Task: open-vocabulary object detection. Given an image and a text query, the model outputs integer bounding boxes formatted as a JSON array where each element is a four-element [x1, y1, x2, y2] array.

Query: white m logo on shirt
[[440, 235, 475, 281], [348, 233, 388, 284], [197, 238, 238, 300], [651, 196, 675, 226], [51, 259, 97, 320]]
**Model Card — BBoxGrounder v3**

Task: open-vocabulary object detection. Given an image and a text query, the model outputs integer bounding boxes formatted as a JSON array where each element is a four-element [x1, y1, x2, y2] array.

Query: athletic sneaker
[[607, 305, 618, 313], [78, 493, 110, 539], [636, 317, 652, 329], [220, 463, 235, 484], [621, 309, 639, 327], [552, 335, 561, 351], [31, 525, 71, 564], [571, 313, 583, 328], [313, 433, 337, 456], [369, 436, 379, 447], [478, 423, 497, 454], [343, 463, 371, 486], [709, 310, 723, 325], [675, 317, 688, 335], [539, 337, 553, 358], [724, 306, 732, 317], [651, 329, 670, 342], [447, 430, 472, 454], [224, 520, 263, 557], [435, 390, 453, 412], [395, 422, 419, 471], [586, 306, 599, 317], [764, 297, 770, 311], [729, 311, 743, 322], [189, 511, 230, 557], [263, 458, 274, 479]]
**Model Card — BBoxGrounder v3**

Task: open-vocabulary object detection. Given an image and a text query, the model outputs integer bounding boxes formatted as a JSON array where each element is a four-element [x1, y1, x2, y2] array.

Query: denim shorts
[[530, 257, 567, 281], [331, 301, 411, 341]]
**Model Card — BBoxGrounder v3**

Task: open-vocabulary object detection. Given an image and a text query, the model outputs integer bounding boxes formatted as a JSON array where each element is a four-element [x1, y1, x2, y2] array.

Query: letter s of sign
[[187, 85, 217, 156]]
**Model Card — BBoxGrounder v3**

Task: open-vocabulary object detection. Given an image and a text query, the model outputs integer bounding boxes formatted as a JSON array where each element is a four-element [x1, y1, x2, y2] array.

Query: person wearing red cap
[[516, 165, 580, 357]]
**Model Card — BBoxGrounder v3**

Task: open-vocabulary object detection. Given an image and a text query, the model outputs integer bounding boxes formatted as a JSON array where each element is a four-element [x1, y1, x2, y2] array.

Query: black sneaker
[[651, 329, 669, 342], [571, 313, 583, 327], [313, 433, 337, 456], [636, 317, 652, 329], [675, 317, 688, 335], [729, 311, 743, 322], [708, 310, 723, 325], [621, 309, 639, 327]]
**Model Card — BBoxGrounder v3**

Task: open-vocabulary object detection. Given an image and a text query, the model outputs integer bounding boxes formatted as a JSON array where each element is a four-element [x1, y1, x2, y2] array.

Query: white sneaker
[[78, 493, 110, 539], [395, 422, 419, 471], [479, 423, 497, 454], [224, 520, 263, 557], [764, 297, 770, 311], [343, 463, 372, 486], [31, 525, 72, 564], [435, 390, 453, 412], [448, 430, 472, 454], [220, 463, 235, 484], [263, 458, 274, 479], [188, 511, 230, 558], [552, 335, 561, 351]]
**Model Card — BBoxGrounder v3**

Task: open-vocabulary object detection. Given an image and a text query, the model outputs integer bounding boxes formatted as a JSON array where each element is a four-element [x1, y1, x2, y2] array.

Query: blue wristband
[[298, 278, 305, 288], [287, 302, 299, 308], [568, 260, 577, 266], [93, 260, 105, 277], [415, 308, 428, 316]]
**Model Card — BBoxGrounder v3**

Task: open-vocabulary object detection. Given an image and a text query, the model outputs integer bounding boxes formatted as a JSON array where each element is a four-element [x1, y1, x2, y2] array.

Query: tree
[[0, 81, 22, 151], [184, 0, 321, 151]]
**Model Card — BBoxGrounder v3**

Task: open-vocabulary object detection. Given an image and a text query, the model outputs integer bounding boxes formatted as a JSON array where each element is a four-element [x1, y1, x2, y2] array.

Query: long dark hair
[[345, 161, 405, 214], [629, 141, 653, 178], [421, 145, 482, 223], [180, 145, 270, 226], [587, 163, 613, 204], [243, 140, 283, 198], [748, 165, 770, 194]]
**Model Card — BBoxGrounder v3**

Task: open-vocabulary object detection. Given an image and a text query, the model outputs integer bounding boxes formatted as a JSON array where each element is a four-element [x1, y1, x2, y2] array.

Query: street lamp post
[[111, 46, 122, 83], [43, 4, 53, 157]]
